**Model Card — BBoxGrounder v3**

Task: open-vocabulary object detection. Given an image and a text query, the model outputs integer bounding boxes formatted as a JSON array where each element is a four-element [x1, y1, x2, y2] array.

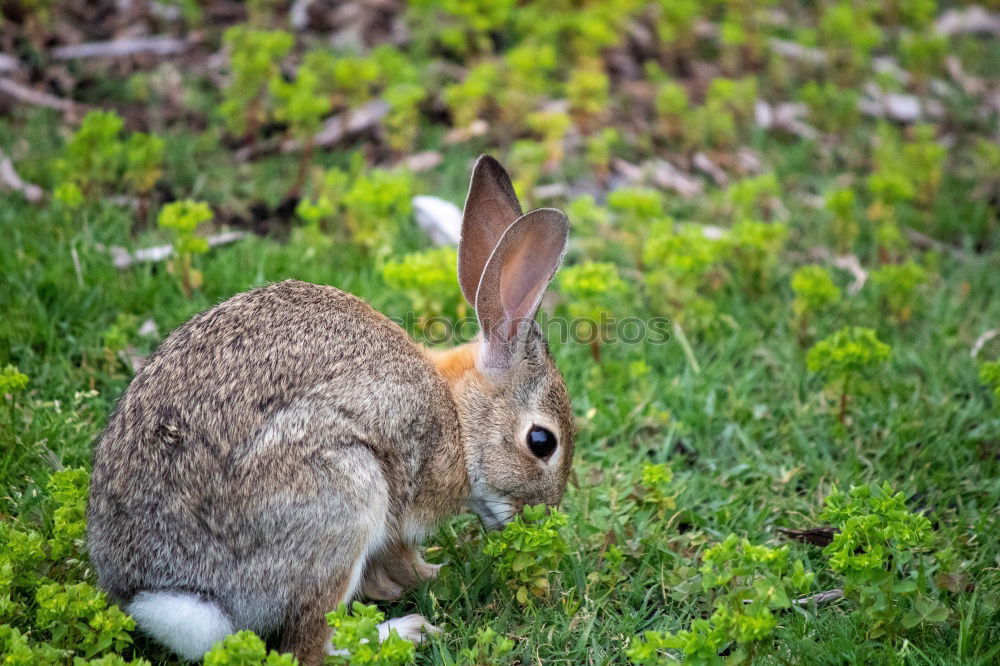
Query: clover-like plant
[[790, 265, 841, 342], [628, 535, 814, 665], [806, 326, 891, 424], [158, 200, 213, 298], [821, 482, 949, 639], [483, 505, 568, 605]]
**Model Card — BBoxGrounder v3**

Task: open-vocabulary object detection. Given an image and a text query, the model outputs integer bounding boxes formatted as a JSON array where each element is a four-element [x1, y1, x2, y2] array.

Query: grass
[[2, 114, 999, 664]]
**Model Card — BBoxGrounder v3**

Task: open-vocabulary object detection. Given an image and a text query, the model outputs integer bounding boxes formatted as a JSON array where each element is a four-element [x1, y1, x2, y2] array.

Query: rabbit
[[87, 155, 575, 665]]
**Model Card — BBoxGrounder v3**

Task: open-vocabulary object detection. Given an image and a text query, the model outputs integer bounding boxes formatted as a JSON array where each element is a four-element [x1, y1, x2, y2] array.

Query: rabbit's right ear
[[458, 156, 523, 307]]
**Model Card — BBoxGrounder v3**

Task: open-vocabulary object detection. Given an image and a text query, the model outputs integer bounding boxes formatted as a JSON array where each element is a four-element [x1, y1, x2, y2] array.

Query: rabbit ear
[[458, 156, 523, 307], [475, 208, 569, 366]]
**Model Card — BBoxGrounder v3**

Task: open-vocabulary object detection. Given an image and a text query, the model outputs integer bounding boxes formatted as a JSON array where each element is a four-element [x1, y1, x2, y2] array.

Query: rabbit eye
[[527, 426, 557, 459]]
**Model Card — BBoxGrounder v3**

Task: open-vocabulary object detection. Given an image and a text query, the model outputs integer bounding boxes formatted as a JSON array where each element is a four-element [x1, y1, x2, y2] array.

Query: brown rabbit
[[87, 156, 574, 664]]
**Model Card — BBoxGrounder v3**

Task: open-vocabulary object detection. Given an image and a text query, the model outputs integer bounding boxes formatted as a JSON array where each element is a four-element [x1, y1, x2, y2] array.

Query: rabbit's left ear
[[475, 208, 569, 366], [458, 156, 523, 308]]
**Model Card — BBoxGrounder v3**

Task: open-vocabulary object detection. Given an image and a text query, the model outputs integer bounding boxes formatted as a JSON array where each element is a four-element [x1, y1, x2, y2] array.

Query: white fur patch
[[127, 590, 234, 661]]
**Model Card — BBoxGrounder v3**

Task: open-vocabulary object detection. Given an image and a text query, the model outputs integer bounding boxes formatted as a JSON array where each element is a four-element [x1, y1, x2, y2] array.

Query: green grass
[[2, 115, 999, 664]]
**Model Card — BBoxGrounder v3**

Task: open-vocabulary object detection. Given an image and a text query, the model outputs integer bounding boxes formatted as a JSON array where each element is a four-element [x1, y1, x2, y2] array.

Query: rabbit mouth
[[467, 496, 517, 531]]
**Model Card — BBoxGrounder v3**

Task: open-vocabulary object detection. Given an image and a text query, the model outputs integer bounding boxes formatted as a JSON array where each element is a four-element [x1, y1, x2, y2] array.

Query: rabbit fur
[[87, 156, 574, 665]]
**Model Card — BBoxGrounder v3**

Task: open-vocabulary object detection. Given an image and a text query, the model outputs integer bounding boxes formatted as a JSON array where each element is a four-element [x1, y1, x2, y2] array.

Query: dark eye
[[527, 426, 557, 459]]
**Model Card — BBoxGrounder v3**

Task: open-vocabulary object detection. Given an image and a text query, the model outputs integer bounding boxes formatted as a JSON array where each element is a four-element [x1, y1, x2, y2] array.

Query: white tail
[[127, 590, 234, 661]]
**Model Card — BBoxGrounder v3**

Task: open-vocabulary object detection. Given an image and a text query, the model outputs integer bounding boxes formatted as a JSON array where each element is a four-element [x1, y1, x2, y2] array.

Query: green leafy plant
[[638, 462, 676, 518], [34, 581, 135, 658], [585, 127, 620, 183], [220, 27, 293, 140], [157, 200, 213, 298], [325, 602, 416, 665], [457, 626, 515, 665], [382, 82, 427, 154], [483, 505, 568, 604], [798, 81, 860, 134], [204, 630, 297, 665], [870, 260, 927, 323], [558, 261, 630, 362], [56, 110, 164, 201], [806, 326, 892, 424], [565, 64, 609, 133], [790, 265, 841, 341], [271, 57, 334, 196], [821, 482, 948, 639], [654, 79, 689, 142], [824, 188, 859, 254], [726, 173, 780, 221], [628, 535, 814, 665], [443, 61, 499, 128], [380, 246, 465, 336], [527, 109, 571, 167], [0, 364, 29, 416], [723, 220, 788, 290], [818, 2, 882, 84], [979, 359, 1000, 406]]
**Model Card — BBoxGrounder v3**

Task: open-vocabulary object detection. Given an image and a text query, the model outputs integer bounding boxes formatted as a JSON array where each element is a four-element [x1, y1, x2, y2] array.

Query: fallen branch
[[768, 38, 826, 65], [650, 159, 703, 198], [692, 152, 728, 186], [754, 100, 819, 140], [102, 231, 249, 269], [236, 100, 390, 161], [0, 150, 44, 202], [0, 54, 23, 74], [51, 36, 188, 60], [0, 78, 80, 113], [903, 226, 969, 261], [287, 99, 388, 151], [936, 6, 1000, 37]]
